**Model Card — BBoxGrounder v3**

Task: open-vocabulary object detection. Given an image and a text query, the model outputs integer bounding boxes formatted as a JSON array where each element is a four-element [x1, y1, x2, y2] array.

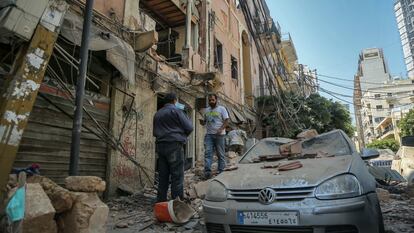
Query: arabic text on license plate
[[237, 211, 299, 225]]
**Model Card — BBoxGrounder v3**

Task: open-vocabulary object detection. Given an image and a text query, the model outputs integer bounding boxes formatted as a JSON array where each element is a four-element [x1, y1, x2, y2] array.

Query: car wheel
[[375, 200, 385, 233]]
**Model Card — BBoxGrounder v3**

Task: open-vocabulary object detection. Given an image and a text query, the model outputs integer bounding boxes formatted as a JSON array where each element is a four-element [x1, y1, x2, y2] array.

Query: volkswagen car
[[203, 130, 384, 233]]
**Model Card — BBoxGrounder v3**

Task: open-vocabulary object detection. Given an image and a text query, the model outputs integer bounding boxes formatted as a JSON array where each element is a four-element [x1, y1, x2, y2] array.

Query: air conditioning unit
[[0, 0, 49, 42]]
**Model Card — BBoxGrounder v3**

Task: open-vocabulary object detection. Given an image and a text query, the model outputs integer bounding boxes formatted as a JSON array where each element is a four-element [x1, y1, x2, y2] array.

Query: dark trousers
[[156, 141, 184, 202]]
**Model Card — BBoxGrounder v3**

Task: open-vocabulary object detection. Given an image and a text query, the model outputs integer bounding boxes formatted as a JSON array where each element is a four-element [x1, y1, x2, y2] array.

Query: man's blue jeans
[[204, 134, 226, 176]]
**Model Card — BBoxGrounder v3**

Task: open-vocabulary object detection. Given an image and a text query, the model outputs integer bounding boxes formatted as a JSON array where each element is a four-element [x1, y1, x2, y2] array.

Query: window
[[389, 104, 394, 109], [214, 39, 223, 72], [367, 103, 371, 108], [387, 93, 392, 97], [231, 56, 238, 80], [376, 105, 383, 109], [374, 117, 385, 123], [364, 52, 379, 58], [374, 94, 381, 99]]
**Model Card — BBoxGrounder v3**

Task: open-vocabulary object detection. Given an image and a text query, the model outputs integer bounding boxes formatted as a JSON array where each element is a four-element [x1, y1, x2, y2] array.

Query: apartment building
[[354, 48, 392, 147], [394, 0, 414, 78], [360, 79, 414, 143], [0, 0, 284, 195]]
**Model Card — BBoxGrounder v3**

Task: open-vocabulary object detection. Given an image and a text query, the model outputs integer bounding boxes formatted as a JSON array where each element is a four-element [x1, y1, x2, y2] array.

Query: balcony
[[281, 33, 298, 64], [385, 94, 397, 102], [140, 0, 198, 28]]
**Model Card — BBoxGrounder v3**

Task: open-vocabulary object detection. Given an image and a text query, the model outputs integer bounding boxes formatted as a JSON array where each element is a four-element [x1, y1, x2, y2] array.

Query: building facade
[[360, 79, 414, 143], [395, 0, 414, 78], [354, 48, 392, 147], [0, 0, 287, 196]]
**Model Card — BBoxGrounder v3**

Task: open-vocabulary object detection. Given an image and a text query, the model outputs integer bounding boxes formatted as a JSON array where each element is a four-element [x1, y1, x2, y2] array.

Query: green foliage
[[398, 109, 414, 137], [366, 139, 400, 152], [259, 93, 354, 138]]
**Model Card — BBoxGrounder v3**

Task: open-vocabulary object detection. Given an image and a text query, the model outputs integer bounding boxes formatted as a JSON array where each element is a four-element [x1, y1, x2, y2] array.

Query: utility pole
[[0, 1, 68, 201], [354, 75, 365, 150], [69, 0, 94, 176]]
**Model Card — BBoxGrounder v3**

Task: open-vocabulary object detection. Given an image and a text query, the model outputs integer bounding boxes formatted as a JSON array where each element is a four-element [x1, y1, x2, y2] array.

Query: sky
[[266, 0, 406, 117]]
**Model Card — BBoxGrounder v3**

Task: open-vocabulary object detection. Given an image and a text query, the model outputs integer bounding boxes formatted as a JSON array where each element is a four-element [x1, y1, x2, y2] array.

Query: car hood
[[216, 156, 353, 190]]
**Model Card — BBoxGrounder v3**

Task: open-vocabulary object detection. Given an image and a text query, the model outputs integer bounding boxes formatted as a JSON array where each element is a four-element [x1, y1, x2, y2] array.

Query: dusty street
[[379, 184, 414, 233], [106, 172, 414, 233]]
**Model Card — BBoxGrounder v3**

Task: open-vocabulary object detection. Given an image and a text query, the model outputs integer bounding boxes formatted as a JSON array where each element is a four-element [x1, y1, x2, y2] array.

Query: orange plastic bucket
[[154, 201, 173, 222]]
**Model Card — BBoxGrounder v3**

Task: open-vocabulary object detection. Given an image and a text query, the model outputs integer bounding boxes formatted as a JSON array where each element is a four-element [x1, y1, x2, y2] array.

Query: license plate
[[237, 211, 299, 225]]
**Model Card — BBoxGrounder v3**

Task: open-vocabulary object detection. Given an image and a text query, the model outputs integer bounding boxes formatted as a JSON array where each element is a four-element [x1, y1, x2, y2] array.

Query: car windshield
[[301, 131, 351, 156], [240, 131, 351, 164]]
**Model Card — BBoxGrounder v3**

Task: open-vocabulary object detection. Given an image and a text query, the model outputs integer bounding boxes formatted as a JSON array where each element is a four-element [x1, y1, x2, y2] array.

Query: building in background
[[360, 79, 414, 143], [354, 48, 392, 147], [394, 0, 414, 78]]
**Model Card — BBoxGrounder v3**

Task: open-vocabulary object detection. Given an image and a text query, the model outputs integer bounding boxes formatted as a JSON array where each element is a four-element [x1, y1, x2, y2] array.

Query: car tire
[[375, 201, 385, 233]]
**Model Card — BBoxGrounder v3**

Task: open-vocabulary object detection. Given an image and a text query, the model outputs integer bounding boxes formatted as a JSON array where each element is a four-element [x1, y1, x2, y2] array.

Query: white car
[[369, 149, 395, 168], [203, 130, 384, 233], [392, 146, 414, 186]]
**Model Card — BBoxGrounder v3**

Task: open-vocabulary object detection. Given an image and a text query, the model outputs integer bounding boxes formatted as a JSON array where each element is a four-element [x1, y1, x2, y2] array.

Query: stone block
[[376, 188, 390, 202], [23, 183, 57, 233], [28, 175, 73, 213], [59, 192, 109, 233], [194, 181, 209, 199], [65, 176, 106, 192]]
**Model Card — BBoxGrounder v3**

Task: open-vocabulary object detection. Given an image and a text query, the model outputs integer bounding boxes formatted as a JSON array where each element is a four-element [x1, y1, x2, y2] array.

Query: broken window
[[374, 94, 381, 99], [387, 93, 393, 97], [156, 29, 182, 64], [231, 55, 238, 80], [214, 39, 223, 72], [376, 105, 383, 109], [389, 104, 394, 109]]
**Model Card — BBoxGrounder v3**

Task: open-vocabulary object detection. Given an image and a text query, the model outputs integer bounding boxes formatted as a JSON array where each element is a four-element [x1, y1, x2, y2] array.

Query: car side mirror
[[361, 148, 380, 160]]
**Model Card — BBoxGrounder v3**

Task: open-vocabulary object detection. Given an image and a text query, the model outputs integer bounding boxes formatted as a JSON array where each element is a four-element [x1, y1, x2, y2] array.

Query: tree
[[259, 93, 354, 138], [399, 109, 414, 137], [366, 139, 400, 152]]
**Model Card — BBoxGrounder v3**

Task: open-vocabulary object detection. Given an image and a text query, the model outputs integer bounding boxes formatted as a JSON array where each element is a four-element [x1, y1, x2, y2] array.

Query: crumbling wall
[[210, 0, 244, 105], [108, 71, 157, 196]]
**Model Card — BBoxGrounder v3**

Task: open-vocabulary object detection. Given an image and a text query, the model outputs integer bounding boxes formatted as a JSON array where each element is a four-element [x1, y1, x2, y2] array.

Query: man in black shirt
[[153, 93, 193, 202]]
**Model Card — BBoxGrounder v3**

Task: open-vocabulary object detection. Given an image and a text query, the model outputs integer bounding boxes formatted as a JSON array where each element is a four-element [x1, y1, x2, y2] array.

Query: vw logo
[[258, 188, 275, 205]]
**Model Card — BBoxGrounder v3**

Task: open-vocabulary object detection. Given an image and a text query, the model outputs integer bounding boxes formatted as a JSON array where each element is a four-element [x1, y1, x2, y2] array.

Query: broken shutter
[[13, 84, 110, 185]]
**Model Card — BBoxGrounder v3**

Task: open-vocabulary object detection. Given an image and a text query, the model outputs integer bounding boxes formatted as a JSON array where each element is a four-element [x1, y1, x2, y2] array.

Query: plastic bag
[[6, 186, 26, 222]]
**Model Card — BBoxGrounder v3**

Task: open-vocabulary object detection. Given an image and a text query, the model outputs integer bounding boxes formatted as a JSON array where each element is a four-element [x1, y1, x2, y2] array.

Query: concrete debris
[[106, 169, 208, 232], [115, 222, 129, 228], [376, 188, 390, 202], [65, 176, 106, 192], [380, 183, 414, 233], [193, 181, 209, 199], [58, 192, 109, 233], [296, 129, 318, 139], [28, 175, 74, 213], [117, 184, 135, 196], [22, 183, 57, 233]]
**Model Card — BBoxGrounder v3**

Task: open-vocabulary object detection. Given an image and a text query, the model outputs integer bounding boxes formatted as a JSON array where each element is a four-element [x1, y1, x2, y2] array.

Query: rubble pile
[[1, 175, 109, 233], [107, 167, 212, 233], [378, 184, 414, 233]]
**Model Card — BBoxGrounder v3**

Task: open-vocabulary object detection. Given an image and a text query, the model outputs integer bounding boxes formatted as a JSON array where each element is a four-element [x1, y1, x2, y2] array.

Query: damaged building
[[0, 0, 290, 196]]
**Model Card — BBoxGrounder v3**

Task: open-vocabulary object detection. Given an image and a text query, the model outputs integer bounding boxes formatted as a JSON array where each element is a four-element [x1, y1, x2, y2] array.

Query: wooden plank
[[165, 11, 184, 18]]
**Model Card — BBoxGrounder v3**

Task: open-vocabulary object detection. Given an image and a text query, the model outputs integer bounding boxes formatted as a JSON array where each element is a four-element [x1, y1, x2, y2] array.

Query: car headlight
[[205, 181, 227, 202], [315, 174, 362, 200]]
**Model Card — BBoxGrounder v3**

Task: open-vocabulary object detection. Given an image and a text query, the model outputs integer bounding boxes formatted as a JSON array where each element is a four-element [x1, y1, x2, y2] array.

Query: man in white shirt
[[199, 94, 229, 179], [228, 124, 247, 155]]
